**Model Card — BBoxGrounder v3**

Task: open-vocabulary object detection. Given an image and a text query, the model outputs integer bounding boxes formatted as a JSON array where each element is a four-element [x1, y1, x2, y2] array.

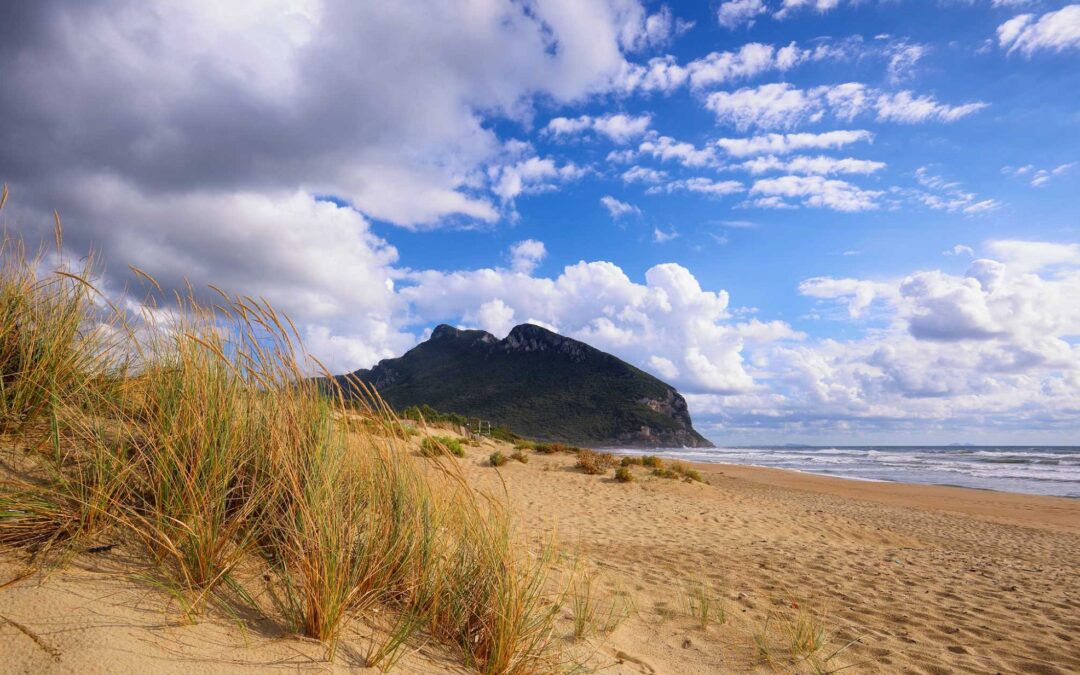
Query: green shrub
[[614, 467, 634, 483], [641, 455, 663, 468], [420, 435, 464, 458], [670, 461, 703, 483], [652, 468, 679, 479], [510, 450, 529, 464], [576, 449, 617, 475], [489, 451, 507, 467], [620, 456, 643, 467]]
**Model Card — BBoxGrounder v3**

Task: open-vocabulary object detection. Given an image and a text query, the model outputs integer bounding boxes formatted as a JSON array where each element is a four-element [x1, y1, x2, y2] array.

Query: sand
[[3, 437, 1079, 674]]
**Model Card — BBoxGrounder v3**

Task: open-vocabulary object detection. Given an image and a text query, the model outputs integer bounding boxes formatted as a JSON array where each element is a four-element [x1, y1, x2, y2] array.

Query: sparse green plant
[[576, 449, 617, 475], [620, 456, 643, 467], [754, 602, 869, 673], [683, 579, 725, 630], [754, 613, 774, 664], [641, 455, 663, 468], [652, 467, 679, 479], [489, 451, 507, 467], [568, 567, 633, 641], [510, 450, 529, 463], [614, 466, 634, 482], [420, 435, 464, 458], [669, 461, 704, 483]]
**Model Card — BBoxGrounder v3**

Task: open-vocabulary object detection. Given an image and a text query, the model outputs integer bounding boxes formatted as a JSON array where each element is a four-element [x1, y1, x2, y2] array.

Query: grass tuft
[[420, 435, 465, 458], [0, 201, 567, 673]]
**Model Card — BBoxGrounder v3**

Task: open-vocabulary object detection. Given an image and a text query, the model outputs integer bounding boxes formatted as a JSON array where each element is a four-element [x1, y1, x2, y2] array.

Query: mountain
[[336, 323, 713, 448]]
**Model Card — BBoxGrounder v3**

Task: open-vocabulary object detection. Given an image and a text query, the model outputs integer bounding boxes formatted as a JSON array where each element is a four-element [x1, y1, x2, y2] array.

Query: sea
[[608, 446, 1080, 498]]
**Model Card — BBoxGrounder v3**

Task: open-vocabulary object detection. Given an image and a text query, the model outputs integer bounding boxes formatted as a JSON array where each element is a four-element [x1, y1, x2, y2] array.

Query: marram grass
[[0, 190, 567, 673]]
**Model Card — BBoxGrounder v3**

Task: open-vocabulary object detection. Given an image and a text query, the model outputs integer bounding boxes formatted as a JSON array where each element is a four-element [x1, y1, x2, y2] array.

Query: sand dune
[[3, 435, 1078, 673]]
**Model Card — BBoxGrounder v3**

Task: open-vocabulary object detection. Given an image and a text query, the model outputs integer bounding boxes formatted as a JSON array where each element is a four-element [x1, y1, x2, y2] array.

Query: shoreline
[[686, 459, 1080, 534], [601, 445, 1080, 501], [4, 432, 1080, 673]]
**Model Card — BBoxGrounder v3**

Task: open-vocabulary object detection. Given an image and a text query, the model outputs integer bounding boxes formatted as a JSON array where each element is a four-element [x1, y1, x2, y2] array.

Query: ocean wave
[[611, 446, 1080, 498]]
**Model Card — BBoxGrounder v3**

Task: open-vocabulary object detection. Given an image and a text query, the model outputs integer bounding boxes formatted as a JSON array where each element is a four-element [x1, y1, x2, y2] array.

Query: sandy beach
[[3, 435, 1079, 674]]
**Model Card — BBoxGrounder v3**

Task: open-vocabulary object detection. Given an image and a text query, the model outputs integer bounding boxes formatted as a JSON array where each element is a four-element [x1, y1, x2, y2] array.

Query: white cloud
[[488, 156, 586, 202], [750, 175, 882, 211], [462, 299, 518, 337], [651, 178, 745, 197], [914, 167, 1001, 214], [545, 113, 653, 143], [716, 130, 874, 157], [622, 165, 669, 183], [3, 0, 670, 231], [984, 240, 1080, 272], [874, 91, 989, 123], [885, 42, 927, 84], [746, 247, 1080, 438], [717, 0, 768, 29], [653, 227, 679, 243], [706, 83, 824, 130], [740, 155, 886, 175], [618, 38, 852, 94], [398, 260, 798, 394], [944, 244, 976, 257], [508, 239, 547, 274], [1031, 162, 1076, 187], [707, 83, 986, 130], [600, 195, 641, 218], [998, 6, 1080, 55], [637, 135, 720, 167], [775, 0, 844, 20]]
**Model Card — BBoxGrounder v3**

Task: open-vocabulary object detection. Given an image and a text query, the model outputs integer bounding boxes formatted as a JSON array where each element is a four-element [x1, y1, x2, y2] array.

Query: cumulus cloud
[[717, 0, 768, 29], [739, 155, 886, 175], [618, 39, 853, 94], [650, 178, 745, 197], [488, 156, 587, 203], [508, 239, 547, 274], [544, 113, 653, 143], [622, 166, 669, 183], [2, 1, 674, 231], [874, 91, 989, 123], [715, 130, 874, 156], [636, 135, 720, 167], [706, 83, 825, 130], [749, 175, 883, 211], [653, 227, 679, 243], [397, 260, 798, 394], [12, 181, 411, 374], [998, 5, 1080, 55], [885, 42, 928, 84], [600, 195, 641, 218], [706, 83, 986, 130], [749, 246, 1080, 437]]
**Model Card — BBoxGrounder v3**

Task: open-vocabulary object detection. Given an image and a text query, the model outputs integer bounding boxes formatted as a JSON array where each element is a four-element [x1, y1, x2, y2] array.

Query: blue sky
[[2, 1, 1079, 444]]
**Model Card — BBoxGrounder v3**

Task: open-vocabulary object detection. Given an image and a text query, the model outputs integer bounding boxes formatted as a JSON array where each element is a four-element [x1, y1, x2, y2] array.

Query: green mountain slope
[[336, 323, 713, 448]]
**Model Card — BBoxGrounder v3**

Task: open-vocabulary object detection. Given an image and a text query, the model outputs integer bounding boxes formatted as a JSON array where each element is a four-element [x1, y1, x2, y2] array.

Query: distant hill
[[335, 323, 713, 449]]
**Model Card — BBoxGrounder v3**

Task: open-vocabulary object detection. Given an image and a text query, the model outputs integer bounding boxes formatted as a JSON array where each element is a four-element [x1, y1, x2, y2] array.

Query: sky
[[1, 0, 1079, 445]]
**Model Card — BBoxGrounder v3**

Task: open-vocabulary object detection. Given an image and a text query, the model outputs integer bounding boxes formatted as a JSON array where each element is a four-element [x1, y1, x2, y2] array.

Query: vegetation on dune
[[574, 449, 617, 475], [419, 434, 465, 458], [0, 191, 567, 673]]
